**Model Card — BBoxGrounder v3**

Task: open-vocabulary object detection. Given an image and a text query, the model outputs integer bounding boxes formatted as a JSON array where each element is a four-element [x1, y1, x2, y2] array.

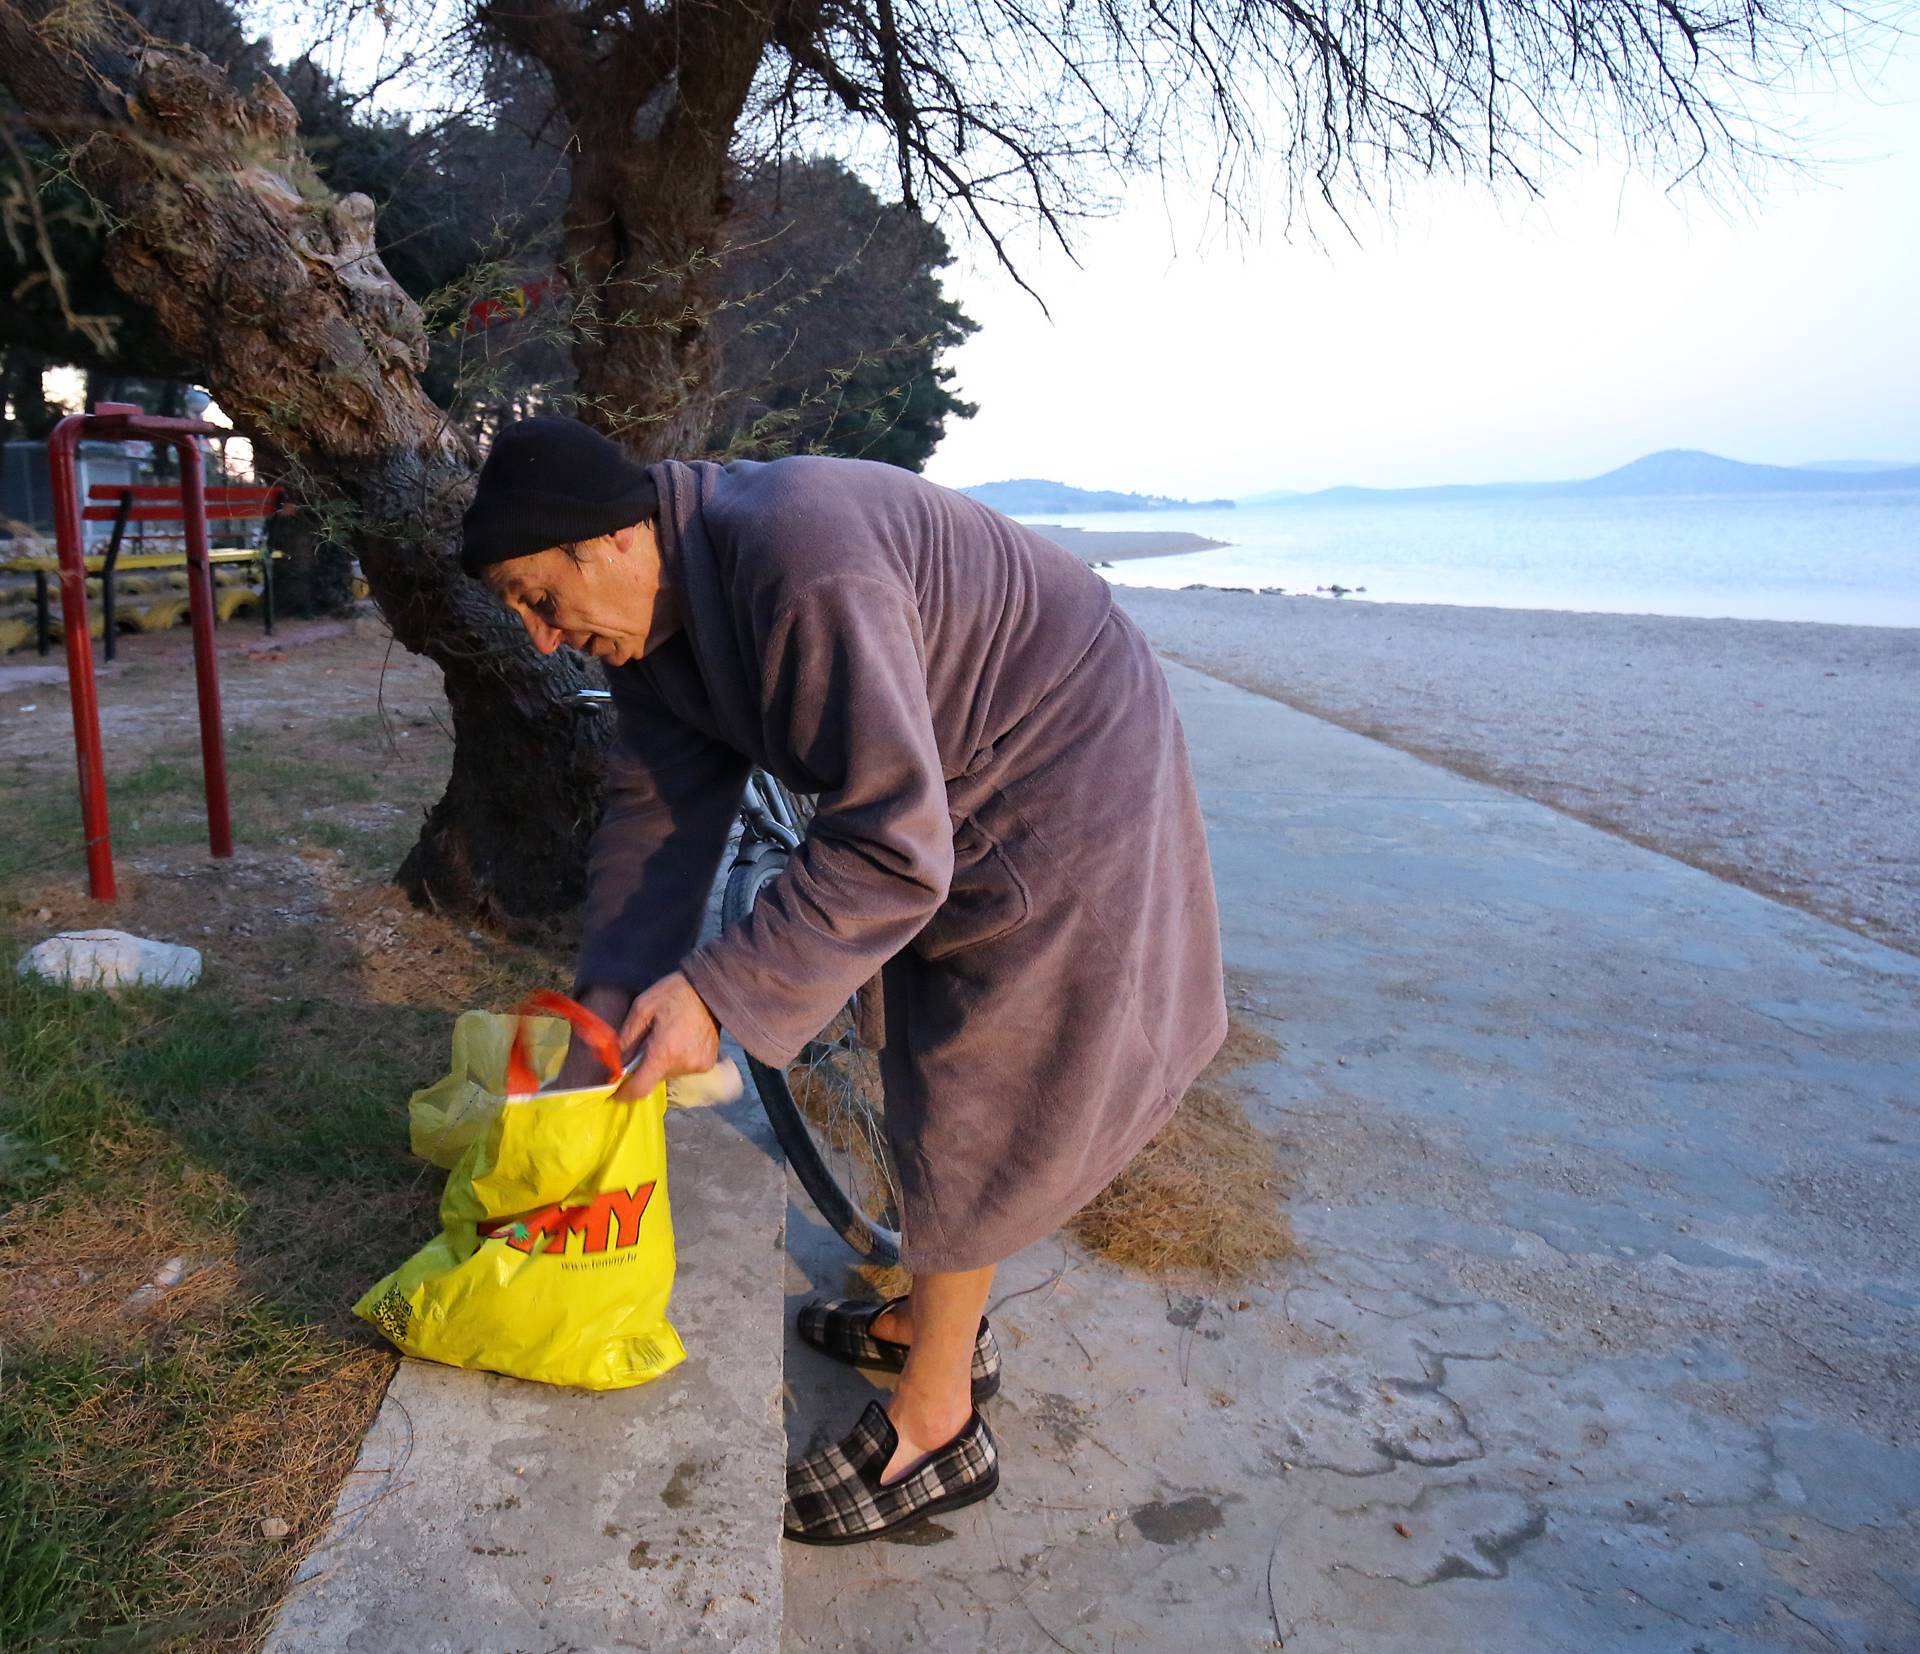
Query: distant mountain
[[1795, 459, 1918, 473], [1248, 449, 1920, 505], [964, 478, 1235, 513], [1574, 450, 1920, 496], [1238, 487, 1303, 506]]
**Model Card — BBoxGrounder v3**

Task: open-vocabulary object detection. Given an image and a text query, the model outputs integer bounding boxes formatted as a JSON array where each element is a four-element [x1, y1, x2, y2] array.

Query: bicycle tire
[[723, 843, 902, 1265]]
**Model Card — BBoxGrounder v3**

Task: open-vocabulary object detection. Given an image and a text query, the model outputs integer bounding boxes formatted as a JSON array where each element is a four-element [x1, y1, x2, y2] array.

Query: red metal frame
[[50, 401, 234, 901]]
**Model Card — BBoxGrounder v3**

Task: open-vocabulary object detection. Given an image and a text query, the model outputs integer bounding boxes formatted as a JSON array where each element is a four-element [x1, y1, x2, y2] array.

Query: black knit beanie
[[460, 415, 660, 578]]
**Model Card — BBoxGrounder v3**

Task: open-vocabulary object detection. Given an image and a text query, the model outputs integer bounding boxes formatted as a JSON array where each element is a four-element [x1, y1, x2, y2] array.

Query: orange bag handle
[[506, 989, 626, 1096]]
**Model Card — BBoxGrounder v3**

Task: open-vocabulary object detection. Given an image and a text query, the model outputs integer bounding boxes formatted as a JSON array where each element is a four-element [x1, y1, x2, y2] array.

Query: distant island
[[964, 479, 1236, 513], [1249, 450, 1920, 505]]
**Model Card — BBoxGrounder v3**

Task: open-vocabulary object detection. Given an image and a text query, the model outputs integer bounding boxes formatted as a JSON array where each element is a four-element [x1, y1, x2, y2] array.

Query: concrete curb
[[265, 1073, 787, 1654]]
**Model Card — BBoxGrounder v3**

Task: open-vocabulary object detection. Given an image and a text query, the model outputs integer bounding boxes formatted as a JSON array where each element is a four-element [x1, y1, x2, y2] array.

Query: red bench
[[11, 482, 284, 659], [87, 482, 286, 661]]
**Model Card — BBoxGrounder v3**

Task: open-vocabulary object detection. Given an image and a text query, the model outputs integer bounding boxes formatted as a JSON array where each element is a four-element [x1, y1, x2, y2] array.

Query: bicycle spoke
[[731, 779, 899, 1263], [785, 1009, 899, 1229]]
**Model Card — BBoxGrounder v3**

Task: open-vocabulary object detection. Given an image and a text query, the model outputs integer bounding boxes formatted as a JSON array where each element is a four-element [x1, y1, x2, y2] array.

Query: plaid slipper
[[795, 1296, 1003, 1401], [784, 1401, 999, 1545]]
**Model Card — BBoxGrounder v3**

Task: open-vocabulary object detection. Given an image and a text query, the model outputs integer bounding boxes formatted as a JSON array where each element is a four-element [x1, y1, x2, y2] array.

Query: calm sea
[[1022, 491, 1920, 628]]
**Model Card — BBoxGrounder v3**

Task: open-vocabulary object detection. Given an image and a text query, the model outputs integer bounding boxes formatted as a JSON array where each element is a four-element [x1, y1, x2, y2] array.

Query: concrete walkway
[[782, 660, 1920, 1652]]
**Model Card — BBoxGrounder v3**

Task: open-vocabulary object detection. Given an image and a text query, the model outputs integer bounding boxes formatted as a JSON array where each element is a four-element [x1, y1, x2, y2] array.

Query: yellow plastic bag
[[357, 992, 686, 1390], [407, 1009, 571, 1170]]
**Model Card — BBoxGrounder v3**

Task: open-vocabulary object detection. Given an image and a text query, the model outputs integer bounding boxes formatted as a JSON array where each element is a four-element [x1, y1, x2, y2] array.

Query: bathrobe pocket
[[911, 815, 1032, 961]]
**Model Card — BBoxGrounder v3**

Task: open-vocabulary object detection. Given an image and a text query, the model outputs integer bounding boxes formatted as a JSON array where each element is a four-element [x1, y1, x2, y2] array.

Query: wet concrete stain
[[1166, 1296, 1227, 1340], [1029, 1391, 1088, 1457], [885, 1520, 956, 1547], [1424, 1506, 1548, 1584], [628, 1539, 658, 1570], [661, 1457, 712, 1510], [1131, 1494, 1226, 1545]]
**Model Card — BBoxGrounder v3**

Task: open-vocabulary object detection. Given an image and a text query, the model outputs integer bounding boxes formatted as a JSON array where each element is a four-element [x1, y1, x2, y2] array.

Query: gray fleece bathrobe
[[575, 456, 1226, 1273]]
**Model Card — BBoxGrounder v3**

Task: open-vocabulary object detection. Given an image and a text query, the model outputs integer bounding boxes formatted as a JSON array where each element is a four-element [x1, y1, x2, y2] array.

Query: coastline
[[1116, 586, 1920, 957], [1024, 523, 1228, 562]]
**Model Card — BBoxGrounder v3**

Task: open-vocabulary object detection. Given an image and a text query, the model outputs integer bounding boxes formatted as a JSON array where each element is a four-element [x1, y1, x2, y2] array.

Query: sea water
[[1026, 491, 1920, 628]]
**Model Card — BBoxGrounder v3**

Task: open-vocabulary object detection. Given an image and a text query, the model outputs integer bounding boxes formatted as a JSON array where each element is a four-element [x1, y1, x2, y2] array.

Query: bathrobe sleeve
[[573, 671, 750, 1001], [678, 575, 955, 1065]]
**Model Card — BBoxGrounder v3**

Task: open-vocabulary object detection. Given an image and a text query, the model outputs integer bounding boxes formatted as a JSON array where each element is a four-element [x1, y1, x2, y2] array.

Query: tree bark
[[478, 0, 771, 460], [264, 506, 355, 619], [0, 2, 607, 920]]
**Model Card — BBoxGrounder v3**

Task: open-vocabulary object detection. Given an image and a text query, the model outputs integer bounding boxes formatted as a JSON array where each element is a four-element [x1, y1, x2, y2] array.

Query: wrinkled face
[[487, 521, 678, 668]]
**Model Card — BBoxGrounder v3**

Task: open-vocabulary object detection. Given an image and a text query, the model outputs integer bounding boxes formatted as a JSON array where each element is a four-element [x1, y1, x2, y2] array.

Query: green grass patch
[[0, 1346, 194, 1648], [0, 956, 444, 1649], [0, 765, 82, 881], [0, 722, 422, 891], [0, 971, 257, 1204], [302, 813, 417, 878], [0, 966, 438, 1201], [224, 730, 379, 804]]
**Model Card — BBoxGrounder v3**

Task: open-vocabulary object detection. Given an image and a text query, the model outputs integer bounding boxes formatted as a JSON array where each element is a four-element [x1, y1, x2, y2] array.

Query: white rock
[[127, 1255, 198, 1308], [18, 930, 203, 990]]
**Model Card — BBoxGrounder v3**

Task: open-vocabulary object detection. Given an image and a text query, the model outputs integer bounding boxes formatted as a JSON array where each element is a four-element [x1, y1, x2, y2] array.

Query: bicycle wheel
[[723, 842, 902, 1265]]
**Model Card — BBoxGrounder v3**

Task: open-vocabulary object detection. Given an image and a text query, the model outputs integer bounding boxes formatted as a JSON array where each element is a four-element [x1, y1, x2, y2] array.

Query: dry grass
[[1069, 1010, 1294, 1284]]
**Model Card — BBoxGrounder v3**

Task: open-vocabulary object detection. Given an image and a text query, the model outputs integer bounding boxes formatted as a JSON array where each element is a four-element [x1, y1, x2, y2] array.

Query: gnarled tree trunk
[[0, 2, 607, 920], [478, 0, 772, 460]]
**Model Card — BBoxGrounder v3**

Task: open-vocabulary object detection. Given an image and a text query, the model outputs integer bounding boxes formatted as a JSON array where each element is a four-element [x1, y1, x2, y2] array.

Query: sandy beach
[[1115, 586, 1920, 956], [1026, 524, 1227, 561]]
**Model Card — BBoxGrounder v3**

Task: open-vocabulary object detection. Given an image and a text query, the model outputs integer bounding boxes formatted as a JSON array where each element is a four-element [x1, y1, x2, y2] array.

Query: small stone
[[260, 1517, 291, 1539], [1393, 1522, 1413, 1539]]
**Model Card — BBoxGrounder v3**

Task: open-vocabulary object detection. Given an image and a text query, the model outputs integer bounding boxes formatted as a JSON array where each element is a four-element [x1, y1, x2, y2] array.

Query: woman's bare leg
[[875, 1265, 994, 1484]]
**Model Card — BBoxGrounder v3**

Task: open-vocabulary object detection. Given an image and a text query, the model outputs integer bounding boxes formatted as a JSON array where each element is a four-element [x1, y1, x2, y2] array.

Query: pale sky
[[921, 41, 1920, 500]]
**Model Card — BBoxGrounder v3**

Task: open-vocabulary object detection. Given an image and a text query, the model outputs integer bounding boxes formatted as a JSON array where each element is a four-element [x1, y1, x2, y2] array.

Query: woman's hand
[[614, 971, 721, 1100]]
